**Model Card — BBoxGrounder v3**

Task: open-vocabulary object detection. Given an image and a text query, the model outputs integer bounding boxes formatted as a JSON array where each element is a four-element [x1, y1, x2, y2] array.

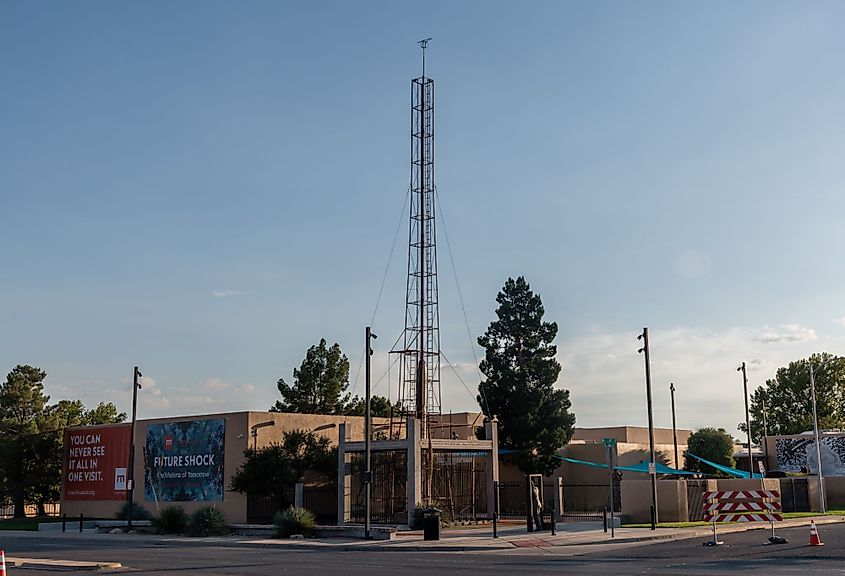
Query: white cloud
[[211, 290, 247, 297], [836, 318, 845, 327], [758, 324, 817, 343]]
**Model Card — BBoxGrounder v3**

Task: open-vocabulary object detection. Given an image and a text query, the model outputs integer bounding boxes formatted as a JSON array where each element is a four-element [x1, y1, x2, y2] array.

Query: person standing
[[531, 479, 543, 531]]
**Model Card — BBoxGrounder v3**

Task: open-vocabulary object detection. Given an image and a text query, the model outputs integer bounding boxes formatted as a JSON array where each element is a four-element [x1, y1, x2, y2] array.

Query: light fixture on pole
[[670, 382, 679, 471], [637, 327, 658, 530], [365, 326, 377, 540], [127, 366, 142, 529], [250, 421, 276, 450], [737, 362, 753, 477], [806, 356, 841, 514]]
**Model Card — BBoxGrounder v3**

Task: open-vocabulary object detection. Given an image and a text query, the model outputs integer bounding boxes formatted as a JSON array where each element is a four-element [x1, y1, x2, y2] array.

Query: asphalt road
[[4, 523, 845, 575]]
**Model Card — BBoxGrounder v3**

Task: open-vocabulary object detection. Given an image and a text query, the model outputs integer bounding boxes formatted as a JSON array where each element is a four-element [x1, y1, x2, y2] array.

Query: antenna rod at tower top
[[418, 37, 431, 78]]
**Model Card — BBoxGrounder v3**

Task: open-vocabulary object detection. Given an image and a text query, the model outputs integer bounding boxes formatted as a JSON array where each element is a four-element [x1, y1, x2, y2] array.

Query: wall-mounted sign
[[63, 424, 131, 501], [144, 418, 226, 502]]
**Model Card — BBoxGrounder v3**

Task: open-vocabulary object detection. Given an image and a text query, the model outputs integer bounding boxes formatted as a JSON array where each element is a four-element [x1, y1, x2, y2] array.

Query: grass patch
[[0, 516, 64, 531]]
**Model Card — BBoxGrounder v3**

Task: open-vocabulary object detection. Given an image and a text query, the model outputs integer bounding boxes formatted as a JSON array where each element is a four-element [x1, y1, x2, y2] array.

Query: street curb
[[7, 556, 123, 571]]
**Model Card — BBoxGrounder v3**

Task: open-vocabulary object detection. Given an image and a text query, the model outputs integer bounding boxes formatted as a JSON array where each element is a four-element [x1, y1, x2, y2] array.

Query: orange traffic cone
[[1, 549, 6, 576], [809, 520, 824, 546]]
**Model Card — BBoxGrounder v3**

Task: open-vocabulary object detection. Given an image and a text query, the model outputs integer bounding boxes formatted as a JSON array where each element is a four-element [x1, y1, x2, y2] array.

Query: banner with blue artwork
[[144, 418, 226, 501]]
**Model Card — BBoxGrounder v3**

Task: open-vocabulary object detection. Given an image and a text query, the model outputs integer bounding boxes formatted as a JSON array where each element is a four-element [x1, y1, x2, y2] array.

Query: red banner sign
[[63, 424, 131, 501]]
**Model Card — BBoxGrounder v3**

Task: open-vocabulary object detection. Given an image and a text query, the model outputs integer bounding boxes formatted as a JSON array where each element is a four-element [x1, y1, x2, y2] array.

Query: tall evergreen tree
[[271, 339, 351, 414], [0, 365, 50, 517], [477, 277, 576, 475]]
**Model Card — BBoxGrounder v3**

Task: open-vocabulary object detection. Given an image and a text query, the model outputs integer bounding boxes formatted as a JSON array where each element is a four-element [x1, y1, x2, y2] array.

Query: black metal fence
[[562, 483, 611, 520], [246, 489, 294, 525], [422, 450, 489, 522], [349, 450, 408, 525], [498, 480, 611, 522], [779, 477, 809, 512], [246, 485, 337, 525]]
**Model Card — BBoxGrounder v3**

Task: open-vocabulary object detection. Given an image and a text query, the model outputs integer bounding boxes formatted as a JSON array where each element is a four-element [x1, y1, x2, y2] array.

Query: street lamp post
[[637, 327, 658, 529], [365, 326, 377, 540], [808, 363, 826, 513], [737, 362, 753, 477], [127, 366, 142, 529], [670, 382, 679, 471], [761, 397, 769, 470]]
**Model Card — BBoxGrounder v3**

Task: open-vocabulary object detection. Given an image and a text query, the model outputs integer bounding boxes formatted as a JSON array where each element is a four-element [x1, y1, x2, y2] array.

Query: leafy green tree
[[82, 401, 127, 425], [271, 339, 351, 414], [684, 427, 736, 474], [476, 276, 576, 475], [230, 430, 336, 498], [343, 395, 401, 418], [740, 353, 845, 444]]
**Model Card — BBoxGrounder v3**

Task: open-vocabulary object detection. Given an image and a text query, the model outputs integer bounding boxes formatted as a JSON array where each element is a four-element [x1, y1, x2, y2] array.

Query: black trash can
[[423, 508, 441, 541]]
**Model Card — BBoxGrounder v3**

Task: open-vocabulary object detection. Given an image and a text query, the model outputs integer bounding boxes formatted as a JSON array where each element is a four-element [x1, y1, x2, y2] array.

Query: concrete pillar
[[406, 417, 421, 526], [484, 417, 500, 519], [294, 483, 304, 509], [553, 476, 563, 522], [337, 423, 349, 525]]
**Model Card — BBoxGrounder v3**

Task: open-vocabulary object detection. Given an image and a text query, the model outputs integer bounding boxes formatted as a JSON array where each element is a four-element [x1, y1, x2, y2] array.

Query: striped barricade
[[702, 489, 782, 545]]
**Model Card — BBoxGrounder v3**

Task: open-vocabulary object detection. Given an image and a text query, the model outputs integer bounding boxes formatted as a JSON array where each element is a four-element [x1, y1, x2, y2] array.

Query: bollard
[[603, 507, 608, 533], [79, 513, 83, 533], [492, 480, 499, 539], [62, 513, 67, 533], [550, 510, 555, 536]]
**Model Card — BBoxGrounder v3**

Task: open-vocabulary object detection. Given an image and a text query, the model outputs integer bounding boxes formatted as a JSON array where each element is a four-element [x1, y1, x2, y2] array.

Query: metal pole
[[809, 365, 826, 513], [761, 397, 769, 471], [608, 444, 615, 538], [638, 327, 658, 529], [365, 327, 375, 538], [127, 366, 141, 529], [738, 362, 753, 477], [670, 382, 679, 471]]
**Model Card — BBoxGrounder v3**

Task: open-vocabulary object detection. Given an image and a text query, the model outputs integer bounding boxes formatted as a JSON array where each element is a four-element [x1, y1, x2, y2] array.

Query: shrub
[[153, 506, 188, 534], [410, 504, 450, 529], [273, 506, 316, 538], [188, 506, 229, 536], [115, 501, 152, 521]]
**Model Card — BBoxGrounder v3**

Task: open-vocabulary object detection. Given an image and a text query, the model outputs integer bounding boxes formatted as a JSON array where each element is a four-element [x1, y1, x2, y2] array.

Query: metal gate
[[349, 450, 408, 524], [686, 480, 708, 521], [779, 477, 810, 512]]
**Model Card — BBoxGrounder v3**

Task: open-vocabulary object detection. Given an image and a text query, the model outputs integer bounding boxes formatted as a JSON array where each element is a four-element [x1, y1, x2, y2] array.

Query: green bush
[[273, 507, 316, 538], [188, 506, 229, 536], [153, 506, 189, 534], [410, 504, 450, 529], [115, 501, 152, 521]]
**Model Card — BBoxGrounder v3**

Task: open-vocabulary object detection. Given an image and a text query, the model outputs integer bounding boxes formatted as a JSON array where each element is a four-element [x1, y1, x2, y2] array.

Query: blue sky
[[2, 1, 844, 436]]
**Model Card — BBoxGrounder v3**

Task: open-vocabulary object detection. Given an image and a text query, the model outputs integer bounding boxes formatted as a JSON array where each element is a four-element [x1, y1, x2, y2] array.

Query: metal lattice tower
[[395, 39, 441, 439]]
